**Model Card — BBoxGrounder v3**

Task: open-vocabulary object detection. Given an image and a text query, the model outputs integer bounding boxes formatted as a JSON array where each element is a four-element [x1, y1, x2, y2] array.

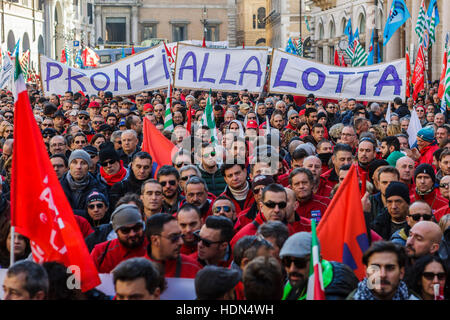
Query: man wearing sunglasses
[[281, 232, 358, 300], [157, 165, 185, 215], [76, 110, 95, 142], [91, 204, 147, 273], [290, 168, 330, 223], [211, 196, 237, 226], [198, 143, 226, 197], [145, 213, 202, 278], [192, 216, 234, 267], [98, 143, 129, 189], [178, 165, 201, 193], [390, 201, 433, 246], [83, 191, 110, 228], [285, 110, 299, 130]]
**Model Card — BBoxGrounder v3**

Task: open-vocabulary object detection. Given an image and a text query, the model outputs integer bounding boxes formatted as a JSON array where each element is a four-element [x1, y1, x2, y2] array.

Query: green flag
[[201, 89, 217, 145]]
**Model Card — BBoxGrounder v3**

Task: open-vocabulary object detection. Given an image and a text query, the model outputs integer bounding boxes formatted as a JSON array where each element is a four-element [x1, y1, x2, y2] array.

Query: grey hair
[[110, 130, 123, 142], [179, 164, 201, 177], [122, 129, 138, 139], [185, 176, 209, 191], [370, 102, 380, 112], [257, 221, 289, 250]]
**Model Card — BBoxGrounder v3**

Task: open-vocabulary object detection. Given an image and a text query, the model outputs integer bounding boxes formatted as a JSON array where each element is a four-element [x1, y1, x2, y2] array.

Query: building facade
[[94, 0, 237, 47], [236, 0, 267, 47]]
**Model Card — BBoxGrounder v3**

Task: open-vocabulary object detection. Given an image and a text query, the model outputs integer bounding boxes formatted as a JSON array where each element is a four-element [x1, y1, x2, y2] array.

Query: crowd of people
[[0, 81, 449, 300]]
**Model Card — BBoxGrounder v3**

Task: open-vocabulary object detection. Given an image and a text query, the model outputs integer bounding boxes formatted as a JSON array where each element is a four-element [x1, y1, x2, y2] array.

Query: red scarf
[[100, 160, 127, 186]]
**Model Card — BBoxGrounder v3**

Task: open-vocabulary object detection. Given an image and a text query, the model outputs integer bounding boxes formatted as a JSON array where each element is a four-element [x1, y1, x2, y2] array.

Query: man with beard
[[357, 138, 377, 175], [91, 204, 147, 273], [348, 241, 419, 300], [145, 213, 202, 278], [157, 165, 185, 215], [281, 232, 358, 300], [177, 203, 203, 255], [380, 136, 401, 161]]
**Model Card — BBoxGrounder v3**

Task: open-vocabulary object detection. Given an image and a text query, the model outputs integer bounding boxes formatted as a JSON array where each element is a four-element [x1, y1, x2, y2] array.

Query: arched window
[[318, 23, 324, 40], [329, 20, 335, 38], [23, 33, 30, 52], [257, 7, 266, 29], [255, 38, 266, 45], [342, 18, 347, 35], [38, 36, 45, 54], [7, 31, 15, 53], [359, 14, 366, 34]]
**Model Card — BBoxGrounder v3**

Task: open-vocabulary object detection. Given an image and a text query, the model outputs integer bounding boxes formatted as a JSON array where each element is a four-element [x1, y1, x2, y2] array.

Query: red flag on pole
[[340, 53, 347, 67], [202, 36, 206, 48], [334, 49, 341, 66], [317, 164, 369, 280], [412, 45, 425, 101], [60, 49, 66, 63], [163, 41, 174, 65], [142, 118, 179, 173], [131, 46, 135, 55], [438, 50, 448, 99], [406, 48, 412, 98], [11, 57, 100, 292]]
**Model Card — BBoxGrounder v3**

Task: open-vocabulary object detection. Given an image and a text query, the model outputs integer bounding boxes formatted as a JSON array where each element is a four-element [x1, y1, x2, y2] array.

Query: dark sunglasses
[[408, 214, 433, 221], [119, 223, 143, 235], [157, 233, 183, 243], [203, 151, 216, 158], [160, 180, 177, 187], [100, 159, 117, 167], [181, 174, 196, 181], [193, 230, 222, 247], [89, 154, 97, 159], [42, 133, 55, 138], [93, 121, 104, 125], [175, 162, 187, 168], [422, 272, 446, 281], [253, 187, 264, 194], [78, 116, 89, 120], [439, 183, 450, 188], [282, 257, 308, 269], [213, 206, 231, 213], [88, 203, 104, 210], [263, 201, 287, 209], [290, 116, 299, 119]]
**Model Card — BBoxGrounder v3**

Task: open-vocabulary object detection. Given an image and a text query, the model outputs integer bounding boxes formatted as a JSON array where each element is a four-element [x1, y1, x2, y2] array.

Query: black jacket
[[438, 227, 450, 271], [85, 223, 114, 253], [59, 172, 108, 216], [371, 209, 407, 241], [109, 169, 145, 209], [325, 261, 359, 300]]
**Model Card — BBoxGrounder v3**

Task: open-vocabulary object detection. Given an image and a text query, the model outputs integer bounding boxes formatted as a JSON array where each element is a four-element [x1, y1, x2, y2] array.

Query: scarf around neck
[[353, 278, 411, 300], [100, 160, 128, 186], [229, 181, 249, 201], [66, 172, 90, 191]]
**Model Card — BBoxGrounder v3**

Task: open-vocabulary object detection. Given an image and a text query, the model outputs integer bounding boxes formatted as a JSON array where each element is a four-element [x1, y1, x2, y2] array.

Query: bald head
[[405, 221, 442, 259], [396, 156, 415, 183], [303, 156, 322, 180], [407, 201, 432, 227]]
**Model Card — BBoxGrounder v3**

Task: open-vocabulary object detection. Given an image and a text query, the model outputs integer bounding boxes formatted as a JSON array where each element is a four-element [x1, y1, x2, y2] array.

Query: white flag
[[407, 108, 423, 148], [385, 102, 392, 124]]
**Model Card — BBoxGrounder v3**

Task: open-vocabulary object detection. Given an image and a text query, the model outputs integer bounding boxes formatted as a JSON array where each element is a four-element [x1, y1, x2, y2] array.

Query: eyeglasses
[[203, 151, 216, 158], [156, 233, 183, 243], [193, 230, 222, 247], [51, 143, 65, 148], [88, 203, 105, 210], [119, 223, 143, 235], [74, 140, 87, 144], [253, 187, 264, 194], [100, 159, 117, 167], [263, 201, 287, 209], [89, 154, 98, 159], [160, 180, 177, 187], [408, 214, 433, 221], [78, 116, 89, 120], [93, 121, 103, 125], [290, 116, 299, 119], [181, 174, 196, 181], [42, 133, 55, 138], [175, 162, 187, 168], [422, 272, 446, 281], [282, 257, 308, 269], [213, 206, 231, 213], [136, 99, 144, 102], [439, 183, 450, 189]]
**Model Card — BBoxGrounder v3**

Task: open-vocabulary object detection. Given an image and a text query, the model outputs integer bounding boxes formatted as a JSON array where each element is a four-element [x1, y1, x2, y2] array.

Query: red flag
[[202, 36, 206, 48], [186, 106, 193, 136], [131, 46, 135, 55], [11, 59, 100, 292], [438, 50, 447, 99], [163, 41, 175, 65], [412, 45, 425, 101], [242, 41, 245, 49], [60, 49, 66, 63], [340, 53, 347, 67], [406, 48, 412, 98], [334, 50, 341, 66], [81, 47, 99, 67], [317, 164, 369, 280], [142, 118, 179, 173]]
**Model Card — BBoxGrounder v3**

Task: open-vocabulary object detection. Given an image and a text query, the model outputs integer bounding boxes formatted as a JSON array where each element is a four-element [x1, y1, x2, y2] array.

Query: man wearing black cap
[[372, 181, 410, 240], [98, 142, 129, 189], [77, 110, 95, 141], [91, 204, 148, 273], [83, 190, 110, 228], [411, 163, 447, 212], [83, 145, 100, 176], [195, 265, 240, 300]]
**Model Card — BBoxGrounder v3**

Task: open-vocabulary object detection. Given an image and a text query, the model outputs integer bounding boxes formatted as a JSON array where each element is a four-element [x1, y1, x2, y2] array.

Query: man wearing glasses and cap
[[91, 204, 148, 273], [198, 143, 226, 197]]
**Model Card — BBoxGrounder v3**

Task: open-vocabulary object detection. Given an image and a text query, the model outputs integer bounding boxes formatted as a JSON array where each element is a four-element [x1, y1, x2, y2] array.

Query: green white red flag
[[306, 220, 325, 300], [201, 89, 217, 145]]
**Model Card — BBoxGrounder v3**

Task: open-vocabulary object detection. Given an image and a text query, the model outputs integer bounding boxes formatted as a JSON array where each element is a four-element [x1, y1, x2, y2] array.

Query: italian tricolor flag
[[306, 220, 326, 300], [13, 46, 27, 104]]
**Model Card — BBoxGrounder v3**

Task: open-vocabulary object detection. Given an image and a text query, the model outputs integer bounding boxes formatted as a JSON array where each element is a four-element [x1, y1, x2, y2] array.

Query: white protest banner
[[269, 49, 406, 102], [40, 43, 171, 96], [0, 53, 13, 90], [174, 43, 268, 93]]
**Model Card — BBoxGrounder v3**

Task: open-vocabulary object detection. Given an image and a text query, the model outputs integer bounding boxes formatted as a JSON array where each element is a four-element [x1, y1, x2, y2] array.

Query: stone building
[[236, 0, 267, 47]]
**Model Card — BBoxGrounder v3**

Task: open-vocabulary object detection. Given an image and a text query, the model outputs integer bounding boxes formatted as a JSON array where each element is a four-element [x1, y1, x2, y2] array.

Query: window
[[100, 55, 111, 64], [87, 3, 93, 24], [73, 0, 79, 19], [329, 21, 335, 38], [172, 25, 187, 42], [106, 17, 126, 44], [205, 25, 219, 42], [141, 24, 157, 41], [38, 0, 44, 10], [257, 7, 266, 29], [253, 15, 256, 29], [318, 24, 324, 40], [359, 15, 366, 34]]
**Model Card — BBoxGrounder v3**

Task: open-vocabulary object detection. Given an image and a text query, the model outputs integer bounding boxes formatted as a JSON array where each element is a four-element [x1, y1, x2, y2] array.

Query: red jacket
[[91, 238, 148, 273], [295, 194, 331, 222], [410, 189, 448, 213], [180, 242, 197, 255], [417, 144, 439, 167], [321, 169, 339, 190], [220, 186, 255, 215], [434, 206, 450, 222], [277, 171, 290, 187], [145, 252, 202, 278], [234, 202, 259, 233], [316, 177, 333, 198], [74, 215, 94, 238]]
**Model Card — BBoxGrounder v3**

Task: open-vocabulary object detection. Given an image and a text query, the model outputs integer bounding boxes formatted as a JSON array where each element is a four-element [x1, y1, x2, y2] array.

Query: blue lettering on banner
[[374, 65, 402, 96], [302, 68, 325, 91], [310, 210, 321, 223], [161, 52, 170, 80], [178, 51, 197, 82], [134, 54, 154, 85], [239, 56, 263, 87], [65, 68, 86, 92], [46, 62, 63, 92], [357, 70, 378, 95], [273, 58, 296, 88], [219, 54, 236, 85], [114, 65, 131, 91], [90, 72, 110, 91], [328, 71, 355, 93], [199, 53, 215, 84]]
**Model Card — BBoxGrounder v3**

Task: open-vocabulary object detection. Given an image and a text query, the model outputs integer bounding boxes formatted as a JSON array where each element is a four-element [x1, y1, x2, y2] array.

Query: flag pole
[[10, 226, 15, 266]]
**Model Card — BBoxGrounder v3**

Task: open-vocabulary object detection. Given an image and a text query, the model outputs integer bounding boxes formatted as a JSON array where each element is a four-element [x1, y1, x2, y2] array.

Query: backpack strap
[[98, 240, 112, 268], [175, 255, 182, 278]]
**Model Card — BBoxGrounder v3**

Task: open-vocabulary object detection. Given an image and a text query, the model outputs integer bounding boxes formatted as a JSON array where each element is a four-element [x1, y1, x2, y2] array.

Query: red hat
[[246, 120, 258, 129], [299, 109, 306, 116], [143, 103, 153, 112], [88, 101, 100, 108]]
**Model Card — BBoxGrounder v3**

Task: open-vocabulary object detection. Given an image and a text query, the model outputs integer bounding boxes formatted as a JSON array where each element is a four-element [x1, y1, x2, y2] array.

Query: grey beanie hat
[[111, 204, 143, 232], [287, 109, 299, 119], [280, 232, 317, 259], [68, 149, 92, 167]]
